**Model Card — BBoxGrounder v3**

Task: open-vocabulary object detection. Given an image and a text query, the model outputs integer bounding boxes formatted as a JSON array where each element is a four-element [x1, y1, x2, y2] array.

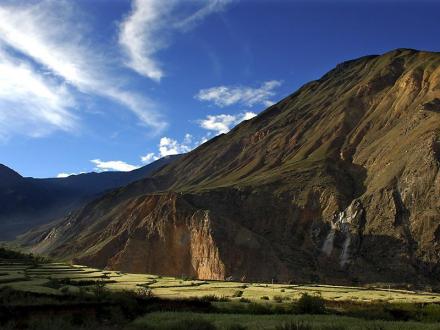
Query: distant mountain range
[[14, 49, 440, 286], [0, 155, 181, 240]]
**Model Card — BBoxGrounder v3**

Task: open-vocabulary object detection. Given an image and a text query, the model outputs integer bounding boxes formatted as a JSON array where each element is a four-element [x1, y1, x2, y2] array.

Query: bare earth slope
[[24, 49, 440, 286]]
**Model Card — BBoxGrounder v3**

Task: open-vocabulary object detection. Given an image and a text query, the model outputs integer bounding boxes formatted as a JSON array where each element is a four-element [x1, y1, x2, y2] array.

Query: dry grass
[[1, 261, 440, 305]]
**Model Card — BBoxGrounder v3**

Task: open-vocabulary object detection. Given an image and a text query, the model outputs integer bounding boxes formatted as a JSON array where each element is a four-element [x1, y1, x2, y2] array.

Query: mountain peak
[[0, 164, 23, 185]]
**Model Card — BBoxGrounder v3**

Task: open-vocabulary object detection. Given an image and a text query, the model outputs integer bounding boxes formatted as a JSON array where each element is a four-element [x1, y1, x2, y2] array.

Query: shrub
[[344, 303, 393, 321], [363, 325, 385, 330], [423, 303, 440, 322], [92, 279, 107, 298], [0, 246, 51, 263], [165, 319, 217, 330], [232, 290, 243, 298], [200, 295, 229, 302], [246, 303, 273, 314], [136, 287, 154, 298], [260, 296, 269, 300], [60, 286, 70, 294], [239, 297, 251, 303], [227, 324, 247, 330], [275, 322, 312, 330], [295, 293, 326, 314], [273, 295, 283, 303]]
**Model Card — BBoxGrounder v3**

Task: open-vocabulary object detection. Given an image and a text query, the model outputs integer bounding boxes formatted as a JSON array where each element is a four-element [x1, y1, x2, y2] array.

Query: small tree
[[93, 279, 107, 298], [295, 293, 326, 314], [136, 287, 154, 298]]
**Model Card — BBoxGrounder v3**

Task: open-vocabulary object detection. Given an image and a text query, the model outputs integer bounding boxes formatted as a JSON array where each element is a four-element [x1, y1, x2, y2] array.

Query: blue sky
[[0, 0, 439, 178]]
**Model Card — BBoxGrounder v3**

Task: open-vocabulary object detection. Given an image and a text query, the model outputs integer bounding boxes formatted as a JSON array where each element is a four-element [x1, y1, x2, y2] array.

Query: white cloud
[[91, 159, 139, 172], [141, 113, 255, 164], [195, 80, 282, 108], [57, 173, 73, 178], [159, 136, 192, 157], [0, 1, 166, 138], [0, 49, 76, 138], [118, 0, 166, 81], [141, 152, 158, 164], [141, 133, 203, 164], [241, 111, 258, 121], [119, 0, 231, 80], [199, 114, 236, 134], [91, 135, 195, 169], [198, 111, 256, 135], [183, 133, 193, 144], [56, 171, 85, 178]]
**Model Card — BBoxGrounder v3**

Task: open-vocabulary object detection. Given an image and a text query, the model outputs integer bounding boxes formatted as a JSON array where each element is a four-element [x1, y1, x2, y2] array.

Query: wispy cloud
[[119, 0, 232, 81], [198, 111, 256, 135], [91, 159, 139, 172], [196, 80, 282, 108], [118, 0, 167, 81], [174, 0, 232, 31], [0, 0, 167, 138], [0, 48, 76, 139]]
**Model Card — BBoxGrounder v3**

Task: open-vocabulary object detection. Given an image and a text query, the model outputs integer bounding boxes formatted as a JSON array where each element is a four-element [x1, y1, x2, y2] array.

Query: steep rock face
[[24, 49, 440, 285], [72, 193, 227, 279]]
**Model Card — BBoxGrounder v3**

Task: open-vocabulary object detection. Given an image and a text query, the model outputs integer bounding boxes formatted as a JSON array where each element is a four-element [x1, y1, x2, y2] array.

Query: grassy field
[[130, 312, 440, 330], [2, 259, 440, 329], [1, 260, 440, 304]]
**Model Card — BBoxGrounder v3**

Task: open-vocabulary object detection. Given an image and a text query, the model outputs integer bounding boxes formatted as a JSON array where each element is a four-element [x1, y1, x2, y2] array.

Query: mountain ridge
[[0, 164, 23, 187], [0, 155, 181, 240], [20, 49, 440, 286]]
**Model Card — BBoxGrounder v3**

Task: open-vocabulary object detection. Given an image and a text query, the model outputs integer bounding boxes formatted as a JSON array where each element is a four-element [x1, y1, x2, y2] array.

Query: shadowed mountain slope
[[0, 155, 180, 240], [23, 49, 440, 286]]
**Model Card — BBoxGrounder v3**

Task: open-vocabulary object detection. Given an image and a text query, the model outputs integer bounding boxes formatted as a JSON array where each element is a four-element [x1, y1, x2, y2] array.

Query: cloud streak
[[0, 48, 76, 139], [0, 0, 167, 138], [196, 80, 282, 108], [119, 0, 232, 80]]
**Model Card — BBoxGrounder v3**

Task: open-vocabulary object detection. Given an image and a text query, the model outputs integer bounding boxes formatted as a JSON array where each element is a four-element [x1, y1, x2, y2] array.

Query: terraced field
[[1, 259, 440, 304]]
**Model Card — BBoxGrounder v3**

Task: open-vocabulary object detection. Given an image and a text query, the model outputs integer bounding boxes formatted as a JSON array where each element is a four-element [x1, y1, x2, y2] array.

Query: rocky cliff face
[[23, 49, 440, 285]]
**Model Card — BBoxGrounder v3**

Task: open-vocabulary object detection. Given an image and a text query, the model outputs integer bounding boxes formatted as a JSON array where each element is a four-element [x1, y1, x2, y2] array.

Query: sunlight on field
[[1, 260, 440, 304]]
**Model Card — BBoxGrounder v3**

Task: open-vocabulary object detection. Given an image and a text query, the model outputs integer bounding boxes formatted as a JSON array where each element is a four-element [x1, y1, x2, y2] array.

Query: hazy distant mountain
[[22, 49, 440, 286], [0, 155, 181, 240]]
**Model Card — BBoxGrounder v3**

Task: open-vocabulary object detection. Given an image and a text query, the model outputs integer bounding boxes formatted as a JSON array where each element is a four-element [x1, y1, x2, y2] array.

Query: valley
[[2, 252, 440, 329], [1, 1, 439, 328], [2, 260, 440, 303]]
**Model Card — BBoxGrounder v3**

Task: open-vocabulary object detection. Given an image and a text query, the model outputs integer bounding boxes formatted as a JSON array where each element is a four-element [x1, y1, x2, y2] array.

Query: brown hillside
[[23, 49, 440, 285]]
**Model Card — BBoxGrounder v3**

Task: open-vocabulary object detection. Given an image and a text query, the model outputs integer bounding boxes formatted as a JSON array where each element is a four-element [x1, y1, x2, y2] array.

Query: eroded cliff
[[23, 49, 440, 285]]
